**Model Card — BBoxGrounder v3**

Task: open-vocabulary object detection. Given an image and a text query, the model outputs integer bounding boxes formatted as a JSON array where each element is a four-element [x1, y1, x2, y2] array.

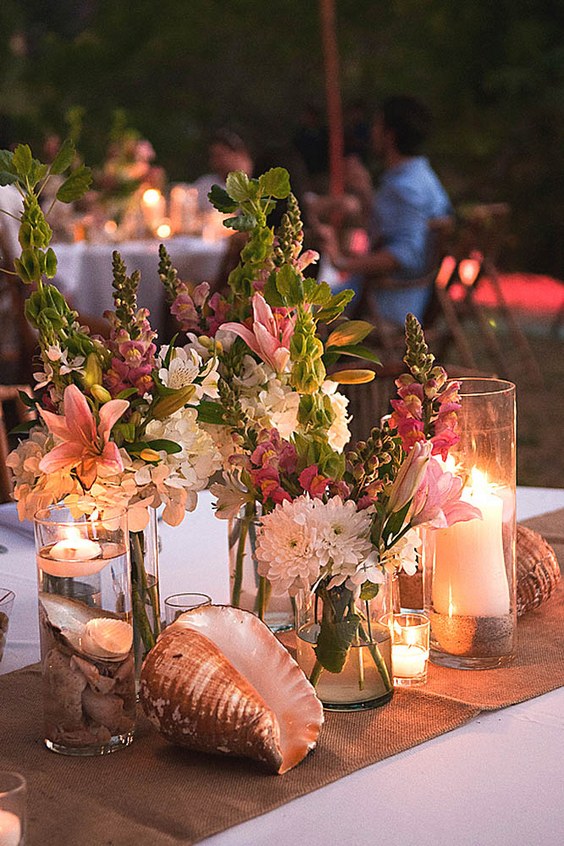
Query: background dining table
[[50, 235, 229, 336], [0, 486, 563, 846]]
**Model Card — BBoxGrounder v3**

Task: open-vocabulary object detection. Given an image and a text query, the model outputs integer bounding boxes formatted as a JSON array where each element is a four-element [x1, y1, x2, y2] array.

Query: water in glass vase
[[297, 622, 393, 710], [37, 538, 136, 755]]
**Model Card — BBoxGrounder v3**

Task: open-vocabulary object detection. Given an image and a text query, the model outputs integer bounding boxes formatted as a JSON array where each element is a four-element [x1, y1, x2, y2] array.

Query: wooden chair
[[0, 385, 35, 503], [434, 204, 543, 385]]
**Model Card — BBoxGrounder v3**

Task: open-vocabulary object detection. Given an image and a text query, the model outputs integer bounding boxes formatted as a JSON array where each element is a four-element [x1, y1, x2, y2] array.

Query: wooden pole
[[319, 0, 344, 200]]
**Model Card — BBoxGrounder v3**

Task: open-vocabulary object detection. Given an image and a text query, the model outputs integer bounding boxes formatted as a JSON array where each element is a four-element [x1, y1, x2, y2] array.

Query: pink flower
[[411, 458, 482, 529], [250, 465, 291, 506], [298, 465, 330, 499], [38, 385, 129, 490], [387, 441, 432, 514], [220, 294, 295, 372], [251, 430, 297, 474], [171, 289, 199, 332]]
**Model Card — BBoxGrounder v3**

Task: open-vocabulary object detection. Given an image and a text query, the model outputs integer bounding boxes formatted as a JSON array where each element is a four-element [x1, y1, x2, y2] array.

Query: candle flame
[[143, 188, 161, 207]]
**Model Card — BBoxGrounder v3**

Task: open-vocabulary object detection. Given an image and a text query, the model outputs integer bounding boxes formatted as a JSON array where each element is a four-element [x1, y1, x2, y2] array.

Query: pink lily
[[220, 293, 294, 372], [387, 440, 432, 514], [39, 384, 129, 490], [411, 458, 482, 529]]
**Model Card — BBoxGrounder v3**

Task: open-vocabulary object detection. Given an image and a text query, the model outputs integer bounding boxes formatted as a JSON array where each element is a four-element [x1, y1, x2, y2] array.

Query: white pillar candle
[[432, 469, 510, 617], [392, 644, 429, 678], [0, 809, 21, 846]]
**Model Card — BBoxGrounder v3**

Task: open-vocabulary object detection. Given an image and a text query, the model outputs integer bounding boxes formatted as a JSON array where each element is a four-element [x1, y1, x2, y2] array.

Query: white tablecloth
[[51, 236, 227, 335], [1, 487, 563, 846]]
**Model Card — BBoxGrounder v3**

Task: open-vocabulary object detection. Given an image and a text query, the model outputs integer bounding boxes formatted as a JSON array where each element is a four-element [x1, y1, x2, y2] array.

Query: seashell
[[81, 618, 133, 661], [39, 593, 122, 657], [516, 524, 560, 616], [140, 605, 324, 774]]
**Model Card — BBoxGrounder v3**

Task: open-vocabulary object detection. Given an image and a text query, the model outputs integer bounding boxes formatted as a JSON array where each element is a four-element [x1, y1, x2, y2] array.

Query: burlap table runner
[[1, 509, 563, 846]]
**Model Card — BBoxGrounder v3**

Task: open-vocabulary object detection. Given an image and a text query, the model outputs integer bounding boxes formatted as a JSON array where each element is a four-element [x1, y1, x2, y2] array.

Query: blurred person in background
[[318, 95, 452, 325], [193, 128, 253, 213]]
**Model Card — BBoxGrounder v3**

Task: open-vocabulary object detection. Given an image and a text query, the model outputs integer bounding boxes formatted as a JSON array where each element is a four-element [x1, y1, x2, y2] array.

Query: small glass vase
[[294, 574, 395, 711], [129, 507, 161, 674], [34, 505, 136, 755], [423, 378, 517, 669], [228, 503, 293, 632]]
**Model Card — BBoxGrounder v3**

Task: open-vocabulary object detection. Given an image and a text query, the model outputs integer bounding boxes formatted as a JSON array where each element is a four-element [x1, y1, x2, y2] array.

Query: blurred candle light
[[156, 219, 172, 239]]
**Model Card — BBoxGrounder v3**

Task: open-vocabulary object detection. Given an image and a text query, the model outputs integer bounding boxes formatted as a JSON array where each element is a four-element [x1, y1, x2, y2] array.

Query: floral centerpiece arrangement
[[1, 140, 479, 709]]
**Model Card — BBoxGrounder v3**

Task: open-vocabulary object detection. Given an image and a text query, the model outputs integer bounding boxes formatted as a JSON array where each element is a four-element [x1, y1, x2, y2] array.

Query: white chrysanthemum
[[143, 407, 222, 491], [311, 496, 374, 586], [322, 381, 351, 452], [256, 497, 324, 595]]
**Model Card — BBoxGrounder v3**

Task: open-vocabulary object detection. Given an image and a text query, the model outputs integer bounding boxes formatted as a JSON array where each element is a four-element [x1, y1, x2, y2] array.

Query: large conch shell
[[516, 524, 560, 616], [140, 605, 324, 774]]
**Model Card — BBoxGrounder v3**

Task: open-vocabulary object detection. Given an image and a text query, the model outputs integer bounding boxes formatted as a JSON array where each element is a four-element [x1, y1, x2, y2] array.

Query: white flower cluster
[[233, 356, 351, 454], [156, 343, 220, 400], [143, 407, 222, 498], [255, 495, 374, 596]]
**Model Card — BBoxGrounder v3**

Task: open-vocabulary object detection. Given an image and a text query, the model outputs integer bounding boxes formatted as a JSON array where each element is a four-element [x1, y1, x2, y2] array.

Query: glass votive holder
[[164, 593, 212, 626], [0, 770, 26, 846], [34, 505, 135, 756], [391, 613, 430, 687], [0, 590, 15, 665]]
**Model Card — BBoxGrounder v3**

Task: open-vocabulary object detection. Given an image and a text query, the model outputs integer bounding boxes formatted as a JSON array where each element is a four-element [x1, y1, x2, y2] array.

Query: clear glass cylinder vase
[[129, 507, 161, 674], [294, 574, 395, 711], [34, 505, 136, 755], [423, 378, 517, 669], [228, 503, 293, 633]]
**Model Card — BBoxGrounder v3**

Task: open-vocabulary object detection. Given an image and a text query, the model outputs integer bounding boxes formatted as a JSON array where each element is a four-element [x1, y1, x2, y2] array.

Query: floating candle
[[37, 529, 104, 578], [0, 809, 21, 846]]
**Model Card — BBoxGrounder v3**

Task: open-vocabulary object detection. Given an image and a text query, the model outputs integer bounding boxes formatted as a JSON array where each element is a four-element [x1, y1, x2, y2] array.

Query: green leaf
[[208, 184, 238, 213], [225, 170, 251, 203], [18, 389, 36, 408], [263, 271, 286, 308], [258, 167, 291, 199], [383, 500, 412, 543], [146, 439, 182, 454], [359, 582, 380, 601], [196, 400, 227, 425], [0, 170, 18, 186], [314, 615, 361, 674], [0, 150, 15, 174], [55, 164, 92, 203], [304, 278, 333, 306], [315, 289, 356, 323], [223, 213, 256, 232], [275, 264, 303, 306], [28, 160, 48, 188], [12, 144, 32, 177], [50, 139, 75, 175], [324, 343, 381, 364], [9, 420, 35, 436], [115, 387, 139, 400], [327, 320, 374, 347]]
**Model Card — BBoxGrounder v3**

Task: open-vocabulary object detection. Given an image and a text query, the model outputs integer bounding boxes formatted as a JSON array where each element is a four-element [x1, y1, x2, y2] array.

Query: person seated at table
[[318, 95, 453, 326], [193, 129, 254, 213]]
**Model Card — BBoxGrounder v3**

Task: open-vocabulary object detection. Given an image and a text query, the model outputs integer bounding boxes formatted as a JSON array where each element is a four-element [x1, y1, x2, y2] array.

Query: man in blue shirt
[[321, 96, 452, 325]]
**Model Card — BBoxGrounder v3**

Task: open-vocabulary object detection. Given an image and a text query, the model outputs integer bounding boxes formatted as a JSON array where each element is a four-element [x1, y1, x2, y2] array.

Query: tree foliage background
[[1, 0, 563, 276]]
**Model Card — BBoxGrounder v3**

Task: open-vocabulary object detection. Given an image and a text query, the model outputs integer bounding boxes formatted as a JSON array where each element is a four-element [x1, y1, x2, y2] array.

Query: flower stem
[[231, 515, 249, 608], [309, 659, 323, 687], [358, 620, 393, 692], [130, 530, 160, 658], [256, 576, 271, 621]]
